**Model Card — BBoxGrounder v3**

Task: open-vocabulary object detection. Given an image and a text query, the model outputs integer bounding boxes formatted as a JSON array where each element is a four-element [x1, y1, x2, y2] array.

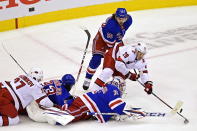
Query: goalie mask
[[28, 67, 43, 82], [110, 76, 126, 96]]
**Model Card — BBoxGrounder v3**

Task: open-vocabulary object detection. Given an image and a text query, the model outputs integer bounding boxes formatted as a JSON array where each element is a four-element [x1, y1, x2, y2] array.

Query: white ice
[[0, 5, 197, 131]]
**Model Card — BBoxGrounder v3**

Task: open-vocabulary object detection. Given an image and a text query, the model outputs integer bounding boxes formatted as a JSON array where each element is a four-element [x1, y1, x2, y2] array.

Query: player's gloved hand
[[126, 72, 139, 81], [144, 81, 153, 95], [113, 114, 129, 121]]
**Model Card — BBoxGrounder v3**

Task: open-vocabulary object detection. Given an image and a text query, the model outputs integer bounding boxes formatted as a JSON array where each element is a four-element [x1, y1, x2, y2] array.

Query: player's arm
[[107, 88, 126, 115], [115, 52, 138, 80], [33, 83, 54, 107], [136, 60, 153, 94], [100, 25, 117, 48]]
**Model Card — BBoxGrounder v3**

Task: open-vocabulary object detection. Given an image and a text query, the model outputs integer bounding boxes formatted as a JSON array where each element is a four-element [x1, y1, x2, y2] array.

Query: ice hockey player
[[62, 76, 145, 123], [0, 67, 54, 126], [42, 74, 75, 108], [26, 74, 76, 125], [27, 76, 144, 125], [92, 42, 153, 95], [83, 8, 133, 90]]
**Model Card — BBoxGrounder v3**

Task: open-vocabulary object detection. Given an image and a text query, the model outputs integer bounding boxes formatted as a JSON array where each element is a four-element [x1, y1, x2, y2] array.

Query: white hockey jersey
[[114, 45, 149, 84], [2, 75, 53, 110]]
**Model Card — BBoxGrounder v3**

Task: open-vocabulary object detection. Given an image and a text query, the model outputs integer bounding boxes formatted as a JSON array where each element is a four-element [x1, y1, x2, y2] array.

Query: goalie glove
[[112, 114, 130, 121]]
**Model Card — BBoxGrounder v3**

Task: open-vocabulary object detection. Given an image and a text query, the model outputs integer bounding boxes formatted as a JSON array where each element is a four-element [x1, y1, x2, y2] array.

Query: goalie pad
[[26, 101, 46, 122], [26, 101, 74, 126]]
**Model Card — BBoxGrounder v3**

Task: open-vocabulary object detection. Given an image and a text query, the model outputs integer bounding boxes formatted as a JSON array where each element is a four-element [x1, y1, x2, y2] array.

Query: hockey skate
[[83, 78, 91, 90]]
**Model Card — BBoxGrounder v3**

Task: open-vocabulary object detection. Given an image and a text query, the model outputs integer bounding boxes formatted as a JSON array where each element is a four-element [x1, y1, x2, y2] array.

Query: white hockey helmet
[[135, 42, 147, 54], [28, 67, 43, 82], [110, 76, 126, 96]]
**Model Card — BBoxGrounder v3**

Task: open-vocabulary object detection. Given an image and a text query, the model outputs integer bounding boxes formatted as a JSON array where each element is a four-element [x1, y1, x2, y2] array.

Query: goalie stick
[[87, 101, 183, 119], [76, 28, 91, 82], [133, 69, 189, 124], [87, 111, 167, 118], [2, 42, 28, 74]]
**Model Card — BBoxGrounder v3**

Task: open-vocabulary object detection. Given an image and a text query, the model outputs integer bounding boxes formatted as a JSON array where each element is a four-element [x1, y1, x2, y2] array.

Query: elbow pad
[[115, 61, 129, 75]]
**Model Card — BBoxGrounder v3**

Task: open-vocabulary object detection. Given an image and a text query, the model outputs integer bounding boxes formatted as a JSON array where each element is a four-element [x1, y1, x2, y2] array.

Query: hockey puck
[[184, 119, 189, 124], [180, 108, 183, 113]]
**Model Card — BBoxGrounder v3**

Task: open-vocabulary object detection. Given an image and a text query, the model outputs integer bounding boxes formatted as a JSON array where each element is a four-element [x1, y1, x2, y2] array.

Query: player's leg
[[92, 49, 115, 90], [65, 97, 91, 122], [27, 101, 74, 126], [0, 115, 19, 126], [0, 88, 19, 126], [83, 32, 106, 90]]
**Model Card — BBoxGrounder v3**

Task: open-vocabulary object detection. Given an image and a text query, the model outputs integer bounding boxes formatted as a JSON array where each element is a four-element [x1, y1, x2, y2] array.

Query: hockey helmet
[[115, 8, 128, 18], [28, 67, 43, 82], [135, 42, 147, 54], [61, 74, 75, 86]]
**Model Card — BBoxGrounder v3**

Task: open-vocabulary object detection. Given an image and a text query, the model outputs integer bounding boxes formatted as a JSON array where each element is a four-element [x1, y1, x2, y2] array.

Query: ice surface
[[0, 6, 197, 131]]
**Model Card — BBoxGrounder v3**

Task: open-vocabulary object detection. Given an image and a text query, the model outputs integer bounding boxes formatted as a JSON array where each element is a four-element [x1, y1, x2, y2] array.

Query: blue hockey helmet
[[115, 8, 127, 18], [61, 74, 75, 86]]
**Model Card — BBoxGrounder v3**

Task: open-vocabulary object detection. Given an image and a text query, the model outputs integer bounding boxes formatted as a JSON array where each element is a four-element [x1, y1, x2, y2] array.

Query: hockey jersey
[[1, 75, 53, 110], [99, 15, 132, 47], [43, 80, 73, 107], [80, 84, 126, 123], [115, 45, 149, 83]]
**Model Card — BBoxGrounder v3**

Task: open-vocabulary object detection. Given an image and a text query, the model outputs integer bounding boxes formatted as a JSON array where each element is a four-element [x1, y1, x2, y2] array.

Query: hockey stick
[[2, 42, 28, 75], [133, 69, 189, 124], [76, 28, 91, 82], [87, 111, 167, 117], [87, 102, 183, 118]]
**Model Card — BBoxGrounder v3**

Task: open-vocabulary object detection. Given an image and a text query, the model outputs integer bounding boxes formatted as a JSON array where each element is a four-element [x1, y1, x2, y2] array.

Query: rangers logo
[[107, 32, 113, 39], [117, 33, 123, 41]]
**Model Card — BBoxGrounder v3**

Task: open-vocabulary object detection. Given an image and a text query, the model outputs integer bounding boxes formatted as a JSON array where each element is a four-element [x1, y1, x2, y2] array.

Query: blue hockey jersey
[[100, 15, 132, 47], [42, 80, 73, 107], [79, 84, 126, 123]]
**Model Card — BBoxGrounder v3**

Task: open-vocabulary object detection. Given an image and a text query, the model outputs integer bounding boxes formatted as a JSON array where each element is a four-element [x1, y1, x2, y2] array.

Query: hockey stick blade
[[170, 101, 183, 115], [169, 101, 189, 124]]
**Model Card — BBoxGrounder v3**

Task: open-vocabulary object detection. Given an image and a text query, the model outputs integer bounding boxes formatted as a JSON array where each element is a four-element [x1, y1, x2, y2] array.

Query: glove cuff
[[125, 72, 131, 79]]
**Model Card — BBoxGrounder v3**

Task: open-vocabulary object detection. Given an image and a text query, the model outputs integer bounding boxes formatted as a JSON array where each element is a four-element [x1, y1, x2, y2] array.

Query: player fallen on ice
[[0, 67, 54, 126], [26, 76, 145, 125], [26, 74, 76, 125]]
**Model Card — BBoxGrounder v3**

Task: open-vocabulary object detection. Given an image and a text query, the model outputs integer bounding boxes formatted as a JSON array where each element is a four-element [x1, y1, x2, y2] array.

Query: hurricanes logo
[[123, 52, 129, 58]]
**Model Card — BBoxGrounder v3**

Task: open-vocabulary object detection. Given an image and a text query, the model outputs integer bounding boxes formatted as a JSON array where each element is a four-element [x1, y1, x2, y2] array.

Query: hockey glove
[[144, 81, 153, 95], [126, 72, 139, 81], [113, 114, 130, 121]]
